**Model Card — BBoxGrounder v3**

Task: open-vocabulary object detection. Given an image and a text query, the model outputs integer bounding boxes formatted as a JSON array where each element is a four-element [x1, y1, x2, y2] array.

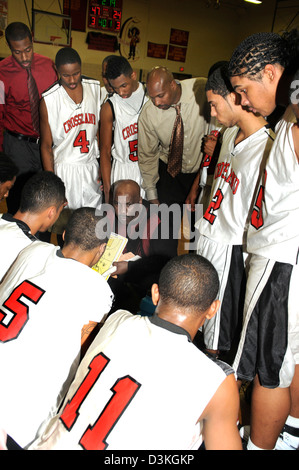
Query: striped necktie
[[27, 68, 40, 134], [167, 104, 184, 178]]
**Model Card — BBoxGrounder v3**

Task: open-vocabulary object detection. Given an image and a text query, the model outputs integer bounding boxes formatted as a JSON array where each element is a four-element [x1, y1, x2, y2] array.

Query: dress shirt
[[138, 78, 210, 201], [0, 53, 57, 149]]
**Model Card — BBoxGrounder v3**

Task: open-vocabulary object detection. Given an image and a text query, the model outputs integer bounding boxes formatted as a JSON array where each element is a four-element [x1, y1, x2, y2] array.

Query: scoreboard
[[88, 0, 123, 33]]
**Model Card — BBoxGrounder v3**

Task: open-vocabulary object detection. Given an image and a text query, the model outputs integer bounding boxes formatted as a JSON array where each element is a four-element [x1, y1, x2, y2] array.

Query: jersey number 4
[[60, 352, 141, 450], [74, 130, 90, 154], [0, 280, 45, 342]]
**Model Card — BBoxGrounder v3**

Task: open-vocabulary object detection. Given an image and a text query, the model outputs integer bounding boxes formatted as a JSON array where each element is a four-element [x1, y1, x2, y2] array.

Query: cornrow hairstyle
[[228, 32, 290, 78], [55, 47, 81, 69], [0, 153, 18, 183], [105, 56, 133, 80], [205, 62, 233, 98], [158, 254, 219, 314]]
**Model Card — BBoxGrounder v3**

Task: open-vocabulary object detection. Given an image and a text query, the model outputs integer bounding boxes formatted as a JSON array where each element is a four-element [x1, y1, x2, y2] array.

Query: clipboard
[[92, 232, 128, 280]]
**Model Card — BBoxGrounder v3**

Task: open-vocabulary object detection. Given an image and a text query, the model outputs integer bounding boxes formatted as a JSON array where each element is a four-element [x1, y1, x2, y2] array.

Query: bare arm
[[201, 373, 242, 450], [39, 98, 55, 172], [138, 110, 161, 203], [185, 171, 201, 211], [100, 101, 114, 203]]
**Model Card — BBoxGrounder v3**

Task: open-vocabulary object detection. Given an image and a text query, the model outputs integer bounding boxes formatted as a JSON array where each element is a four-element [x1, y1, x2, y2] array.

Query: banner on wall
[[86, 31, 118, 52], [147, 42, 168, 59], [168, 44, 187, 62], [169, 28, 189, 47], [168, 28, 189, 62]]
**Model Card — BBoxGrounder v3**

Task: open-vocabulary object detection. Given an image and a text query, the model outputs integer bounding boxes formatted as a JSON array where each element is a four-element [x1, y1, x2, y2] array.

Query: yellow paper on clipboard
[[92, 232, 128, 280]]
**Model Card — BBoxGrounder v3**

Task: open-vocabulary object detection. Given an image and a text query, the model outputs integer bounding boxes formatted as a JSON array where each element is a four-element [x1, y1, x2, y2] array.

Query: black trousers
[[156, 160, 197, 249], [3, 132, 42, 214], [156, 160, 198, 206]]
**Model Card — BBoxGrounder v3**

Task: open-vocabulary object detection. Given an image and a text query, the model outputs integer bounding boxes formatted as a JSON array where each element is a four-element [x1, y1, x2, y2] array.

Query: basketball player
[[29, 254, 242, 451], [99, 56, 148, 203], [0, 152, 18, 203], [0, 207, 113, 450], [0, 171, 66, 281], [40, 47, 102, 237], [195, 64, 275, 358], [228, 30, 299, 450]]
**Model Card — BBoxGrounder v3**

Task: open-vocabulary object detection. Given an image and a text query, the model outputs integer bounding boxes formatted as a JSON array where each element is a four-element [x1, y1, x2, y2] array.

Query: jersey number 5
[[60, 352, 141, 449], [0, 280, 45, 342], [129, 139, 138, 162]]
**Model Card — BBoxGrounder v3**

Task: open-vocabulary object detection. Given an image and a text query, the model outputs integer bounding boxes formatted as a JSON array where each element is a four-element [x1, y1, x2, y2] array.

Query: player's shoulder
[[210, 357, 235, 377], [42, 80, 61, 98], [197, 351, 235, 380], [81, 76, 101, 87]]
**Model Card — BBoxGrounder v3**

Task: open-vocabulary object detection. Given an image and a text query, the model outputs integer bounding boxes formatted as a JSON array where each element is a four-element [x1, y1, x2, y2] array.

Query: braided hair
[[228, 30, 299, 78]]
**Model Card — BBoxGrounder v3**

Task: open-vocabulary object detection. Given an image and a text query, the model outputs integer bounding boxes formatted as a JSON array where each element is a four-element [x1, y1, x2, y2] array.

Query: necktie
[[167, 104, 184, 178], [27, 68, 40, 134]]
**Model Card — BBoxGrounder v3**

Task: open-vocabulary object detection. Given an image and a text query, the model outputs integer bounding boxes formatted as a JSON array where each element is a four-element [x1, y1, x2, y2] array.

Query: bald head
[[113, 179, 140, 198], [146, 66, 181, 110], [112, 180, 142, 226], [147, 67, 174, 87]]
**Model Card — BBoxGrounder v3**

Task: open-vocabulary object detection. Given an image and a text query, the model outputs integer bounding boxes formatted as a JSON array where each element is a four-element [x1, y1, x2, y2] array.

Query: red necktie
[[167, 104, 184, 178], [27, 68, 40, 135]]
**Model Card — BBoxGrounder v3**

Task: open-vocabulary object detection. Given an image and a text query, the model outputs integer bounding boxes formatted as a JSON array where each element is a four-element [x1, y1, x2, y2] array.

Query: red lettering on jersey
[[63, 114, 96, 134], [0, 281, 45, 342], [251, 169, 267, 229], [122, 123, 138, 140], [60, 352, 141, 450], [214, 162, 240, 194]]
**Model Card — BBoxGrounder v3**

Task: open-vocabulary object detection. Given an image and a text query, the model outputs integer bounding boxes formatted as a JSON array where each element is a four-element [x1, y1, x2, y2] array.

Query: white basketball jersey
[[196, 125, 275, 246], [0, 241, 113, 448], [30, 310, 233, 451], [247, 106, 299, 264], [109, 83, 148, 193], [42, 78, 102, 209], [0, 214, 36, 281]]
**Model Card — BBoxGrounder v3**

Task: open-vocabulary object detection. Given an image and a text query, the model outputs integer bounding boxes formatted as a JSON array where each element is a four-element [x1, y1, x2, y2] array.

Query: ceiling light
[[244, 0, 262, 3]]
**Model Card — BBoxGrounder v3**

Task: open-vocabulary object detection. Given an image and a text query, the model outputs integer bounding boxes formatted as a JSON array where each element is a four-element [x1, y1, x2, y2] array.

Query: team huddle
[[0, 21, 298, 451]]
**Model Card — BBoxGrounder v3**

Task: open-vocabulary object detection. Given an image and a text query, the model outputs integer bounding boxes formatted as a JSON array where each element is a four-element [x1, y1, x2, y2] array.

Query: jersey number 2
[[204, 189, 224, 225], [60, 352, 141, 449], [251, 170, 267, 229], [0, 280, 45, 342]]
